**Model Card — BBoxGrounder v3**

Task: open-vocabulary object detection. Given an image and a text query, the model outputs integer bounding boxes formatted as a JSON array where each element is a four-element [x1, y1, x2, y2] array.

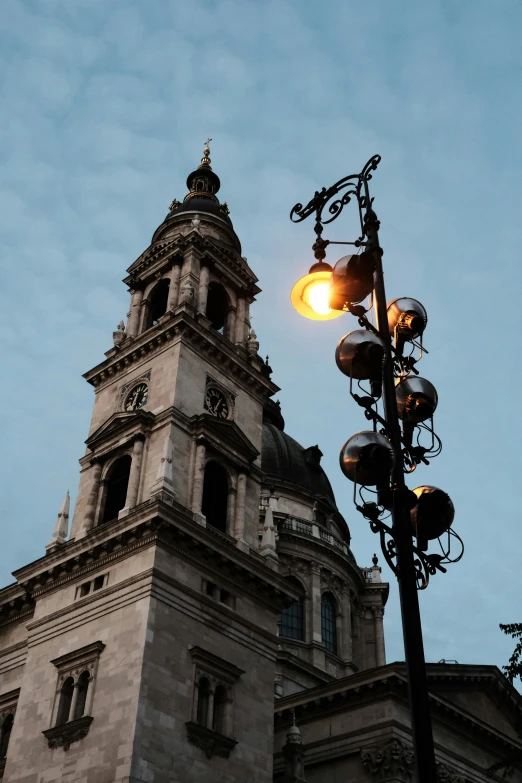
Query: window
[[56, 677, 74, 726], [321, 592, 337, 653], [43, 641, 105, 750], [145, 278, 170, 329], [202, 461, 228, 533], [206, 282, 229, 334], [213, 685, 227, 735], [186, 647, 244, 759], [0, 714, 13, 760], [196, 677, 210, 728], [101, 456, 132, 524], [0, 688, 19, 772], [75, 573, 108, 600], [277, 577, 305, 641]]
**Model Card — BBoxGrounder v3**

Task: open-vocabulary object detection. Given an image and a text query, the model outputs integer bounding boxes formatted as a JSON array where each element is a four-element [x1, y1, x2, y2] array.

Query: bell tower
[[71, 141, 274, 546], [4, 145, 299, 783]]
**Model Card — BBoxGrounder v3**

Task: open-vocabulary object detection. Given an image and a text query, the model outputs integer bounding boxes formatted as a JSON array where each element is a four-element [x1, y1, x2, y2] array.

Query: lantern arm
[[362, 510, 463, 591], [290, 155, 382, 238]]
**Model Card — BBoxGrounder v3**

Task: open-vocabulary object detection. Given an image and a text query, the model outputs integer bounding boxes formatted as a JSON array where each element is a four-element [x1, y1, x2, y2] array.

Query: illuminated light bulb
[[304, 280, 331, 315], [290, 264, 345, 321]]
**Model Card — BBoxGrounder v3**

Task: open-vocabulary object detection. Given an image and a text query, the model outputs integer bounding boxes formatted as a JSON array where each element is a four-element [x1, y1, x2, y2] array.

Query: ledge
[[42, 715, 93, 750], [185, 721, 237, 758]]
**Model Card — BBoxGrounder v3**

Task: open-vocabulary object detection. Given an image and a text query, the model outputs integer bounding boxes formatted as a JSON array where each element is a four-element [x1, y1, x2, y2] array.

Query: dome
[[166, 197, 233, 226], [261, 401, 337, 506]]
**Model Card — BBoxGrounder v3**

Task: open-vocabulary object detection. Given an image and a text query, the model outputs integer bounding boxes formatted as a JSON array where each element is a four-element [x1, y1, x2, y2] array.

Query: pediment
[[86, 410, 155, 451], [193, 414, 259, 468]]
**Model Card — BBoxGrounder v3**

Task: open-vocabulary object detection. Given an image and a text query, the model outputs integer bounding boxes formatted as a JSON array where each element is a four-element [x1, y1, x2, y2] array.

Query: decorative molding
[[361, 738, 414, 781], [42, 715, 93, 750], [190, 646, 244, 684], [185, 721, 237, 759], [50, 641, 105, 672]]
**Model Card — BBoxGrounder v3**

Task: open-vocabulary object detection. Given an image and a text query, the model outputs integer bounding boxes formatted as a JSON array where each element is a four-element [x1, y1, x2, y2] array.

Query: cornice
[[8, 499, 301, 615], [82, 310, 279, 402]]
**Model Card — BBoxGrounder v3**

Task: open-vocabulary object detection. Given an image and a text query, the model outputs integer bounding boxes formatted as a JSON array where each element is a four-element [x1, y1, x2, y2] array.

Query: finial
[[372, 553, 379, 565], [199, 138, 212, 169], [46, 490, 70, 551], [286, 709, 302, 743]]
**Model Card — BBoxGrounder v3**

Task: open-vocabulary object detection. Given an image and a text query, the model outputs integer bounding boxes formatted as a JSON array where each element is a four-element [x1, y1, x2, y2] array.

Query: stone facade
[[0, 148, 520, 783]]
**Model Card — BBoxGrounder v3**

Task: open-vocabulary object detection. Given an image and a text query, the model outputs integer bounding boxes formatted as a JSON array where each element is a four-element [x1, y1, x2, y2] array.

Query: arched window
[[73, 670, 90, 720], [196, 677, 210, 728], [145, 278, 170, 330], [213, 685, 227, 734], [277, 577, 305, 641], [56, 676, 74, 726], [0, 714, 13, 759], [206, 282, 229, 334], [101, 455, 132, 524], [321, 592, 337, 653], [202, 461, 228, 533]]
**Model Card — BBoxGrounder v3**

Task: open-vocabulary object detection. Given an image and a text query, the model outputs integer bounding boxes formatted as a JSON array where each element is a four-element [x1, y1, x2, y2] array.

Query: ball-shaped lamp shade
[[387, 297, 428, 340], [291, 263, 345, 321], [411, 485, 454, 540], [396, 376, 438, 423], [328, 252, 375, 311], [336, 330, 385, 381], [339, 431, 395, 486]]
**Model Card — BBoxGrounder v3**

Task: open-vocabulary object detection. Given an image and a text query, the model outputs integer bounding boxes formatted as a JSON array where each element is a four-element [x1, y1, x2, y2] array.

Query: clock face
[[205, 387, 229, 419], [125, 383, 148, 411]]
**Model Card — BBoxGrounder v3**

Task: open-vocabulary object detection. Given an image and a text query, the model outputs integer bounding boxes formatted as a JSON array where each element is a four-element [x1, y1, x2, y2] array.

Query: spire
[[183, 139, 221, 203], [260, 494, 278, 567], [46, 491, 70, 552], [282, 711, 307, 782]]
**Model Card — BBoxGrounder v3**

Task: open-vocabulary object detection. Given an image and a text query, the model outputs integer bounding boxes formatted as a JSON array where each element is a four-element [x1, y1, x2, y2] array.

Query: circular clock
[[125, 383, 149, 411], [205, 387, 229, 419]]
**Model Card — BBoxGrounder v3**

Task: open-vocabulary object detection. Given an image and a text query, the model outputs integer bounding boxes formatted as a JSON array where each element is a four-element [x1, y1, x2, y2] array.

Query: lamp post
[[289, 155, 463, 781]]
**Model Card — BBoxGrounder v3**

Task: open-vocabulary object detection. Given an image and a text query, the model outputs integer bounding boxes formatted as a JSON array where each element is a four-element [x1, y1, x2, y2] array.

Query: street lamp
[[289, 155, 463, 781]]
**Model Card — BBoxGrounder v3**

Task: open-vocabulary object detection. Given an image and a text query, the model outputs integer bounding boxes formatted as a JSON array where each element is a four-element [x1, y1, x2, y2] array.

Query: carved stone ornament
[[361, 739, 415, 781], [185, 721, 237, 759], [42, 715, 94, 751], [181, 281, 195, 303], [436, 761, 465, 783]]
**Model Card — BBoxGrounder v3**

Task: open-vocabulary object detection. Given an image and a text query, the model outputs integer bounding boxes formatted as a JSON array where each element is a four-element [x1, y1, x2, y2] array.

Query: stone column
[[139, 299, 151, 332], [167, 263, 181, 311], [123, 437, 145, 512], [126, 288, 144, 338], [341, 589, 352, 662], [197, 264, 210, 314], [191, 443, 206, 524], [85, 675, 95, 716], [234, 472, 247, 542], [81, 461, 103, 534], [235, 297, 246, 345], [373, 606, 386, 667], [226, 307, 236, 340], [227, 487, 237, 533], [207, 688, 215, 730], [69, 681, 80, 722], [311, 566, 322, 644]]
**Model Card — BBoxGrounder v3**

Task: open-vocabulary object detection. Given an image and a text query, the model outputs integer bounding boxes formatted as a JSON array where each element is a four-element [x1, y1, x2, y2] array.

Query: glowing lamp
[[290, 262, 345, 321]]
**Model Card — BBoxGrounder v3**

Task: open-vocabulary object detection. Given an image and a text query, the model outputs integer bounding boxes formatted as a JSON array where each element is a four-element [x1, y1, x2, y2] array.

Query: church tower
[[2, 144, 300, 783]]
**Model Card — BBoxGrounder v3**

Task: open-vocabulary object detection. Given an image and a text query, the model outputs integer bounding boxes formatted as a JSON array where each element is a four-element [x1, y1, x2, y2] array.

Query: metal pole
[[364, 206, 437, 781]]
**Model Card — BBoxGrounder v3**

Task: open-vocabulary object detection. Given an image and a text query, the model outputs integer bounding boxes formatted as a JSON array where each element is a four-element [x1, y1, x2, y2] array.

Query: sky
[[1, 0, 521, 685]]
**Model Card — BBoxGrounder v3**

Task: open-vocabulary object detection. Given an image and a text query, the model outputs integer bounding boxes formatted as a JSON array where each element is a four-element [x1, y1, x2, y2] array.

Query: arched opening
[[145, 278, 170, 330], [0, 714, 13, 759], [74, 670, 90, 720], [321, 592, 337, 653], [277, 577, 305, 641], [101, 455, 132, 524], [56, 676, 74, 726], [202, 461, 228, 533], [213, 685, 227, 734], [196, 677, 210, 727], [206, 282, 229, 334]]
